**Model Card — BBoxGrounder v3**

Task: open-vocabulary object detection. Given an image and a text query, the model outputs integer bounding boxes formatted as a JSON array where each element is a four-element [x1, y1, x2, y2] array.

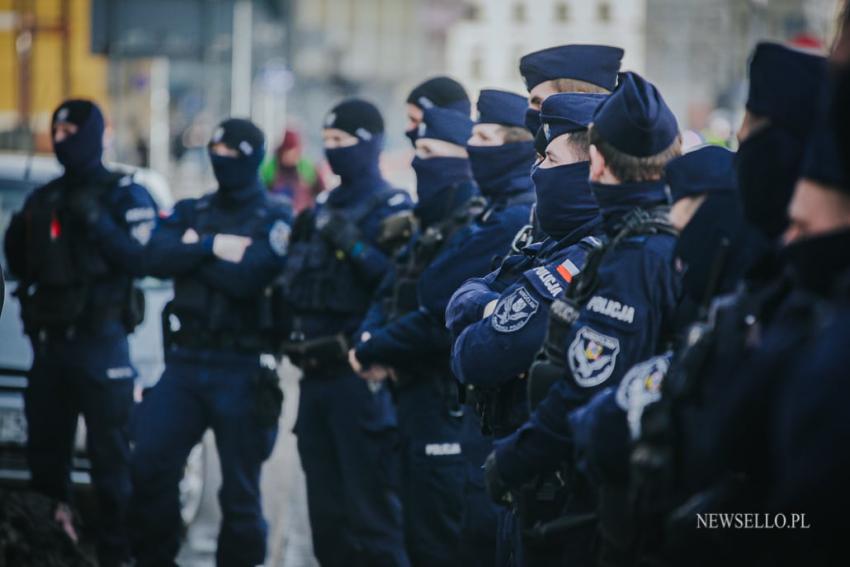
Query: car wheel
[[179, 442, 206, 527]]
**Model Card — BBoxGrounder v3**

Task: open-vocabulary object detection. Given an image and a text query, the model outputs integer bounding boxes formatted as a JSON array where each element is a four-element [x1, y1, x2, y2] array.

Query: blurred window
[[555, 2, 570, 22], [513, 2, 526, 23], [597, 1, 612, 22], [471, 49, 484, 80]]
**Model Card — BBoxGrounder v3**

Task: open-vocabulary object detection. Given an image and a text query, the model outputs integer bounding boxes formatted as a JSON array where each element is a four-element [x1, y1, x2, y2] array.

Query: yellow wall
[[0, 0, 107, 134]]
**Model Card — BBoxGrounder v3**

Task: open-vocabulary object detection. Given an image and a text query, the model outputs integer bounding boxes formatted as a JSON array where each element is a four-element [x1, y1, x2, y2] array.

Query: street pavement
[[177, 360, 318, 566]]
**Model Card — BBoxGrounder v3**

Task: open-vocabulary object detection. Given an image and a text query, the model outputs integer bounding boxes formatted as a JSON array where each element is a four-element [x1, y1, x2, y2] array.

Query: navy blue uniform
[[283, 170, 413, 566], [4, 166, 156, 565], [492, 181, 681, 562], [130, 179, 289, 567], [354, 168, 534, 565]]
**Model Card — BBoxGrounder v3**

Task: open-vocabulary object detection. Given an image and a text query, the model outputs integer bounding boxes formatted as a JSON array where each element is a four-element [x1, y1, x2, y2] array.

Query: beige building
[[445, 0, 647, 100]]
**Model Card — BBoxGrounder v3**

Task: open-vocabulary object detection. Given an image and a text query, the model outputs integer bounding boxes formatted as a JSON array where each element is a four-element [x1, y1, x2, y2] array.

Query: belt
[[171, 329, 270, 354]]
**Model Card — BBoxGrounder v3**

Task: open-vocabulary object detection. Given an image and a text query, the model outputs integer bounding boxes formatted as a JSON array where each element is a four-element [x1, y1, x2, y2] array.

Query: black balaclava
[[208, 118, 266, 192], [735, 125, 804, 240], [52, 99, 105, 175]]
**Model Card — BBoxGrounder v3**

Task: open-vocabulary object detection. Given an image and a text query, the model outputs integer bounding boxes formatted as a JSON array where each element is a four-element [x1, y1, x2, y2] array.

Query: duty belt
[[170, 328, 271, 354], [280, 333, 350, 373]]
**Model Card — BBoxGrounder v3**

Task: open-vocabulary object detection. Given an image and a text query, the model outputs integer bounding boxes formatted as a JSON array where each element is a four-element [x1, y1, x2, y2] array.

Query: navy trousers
[[295, 369, 409, 567], [25, 327, 135, 566], [130, 348, 278, 567], [396, 377, 497, 567]]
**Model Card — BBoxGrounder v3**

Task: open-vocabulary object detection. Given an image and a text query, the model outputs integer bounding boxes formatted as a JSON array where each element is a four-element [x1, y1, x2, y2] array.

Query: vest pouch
[[122, 285, 146, 332], [171, 278, 210, 321], [19, 284, 89, 333], [27, 210, 79, 287]]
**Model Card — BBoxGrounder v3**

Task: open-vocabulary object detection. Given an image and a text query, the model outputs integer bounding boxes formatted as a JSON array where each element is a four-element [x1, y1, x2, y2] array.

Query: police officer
[[281, 98, 413, 567], [4, 99, 157, 567], [446, 92, 606, 566], [348, 105, 483, 566], [130, 118, 289, 567], [482, 72, 683, 565], [624, 43, 828, 567], [760, 110, 850, 567], [567, 145, 760, 567], [405, 76, 472, 145], [519, 44, 623, 134]]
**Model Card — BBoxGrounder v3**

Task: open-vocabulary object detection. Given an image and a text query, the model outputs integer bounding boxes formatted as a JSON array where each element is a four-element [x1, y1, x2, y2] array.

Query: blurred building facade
[[0, 0, 107, 152], [445, 0, 647, 98], [645, 0, 840, 133]]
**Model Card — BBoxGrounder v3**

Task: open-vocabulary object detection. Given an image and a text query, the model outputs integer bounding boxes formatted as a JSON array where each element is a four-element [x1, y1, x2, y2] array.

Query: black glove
[[484, 451, 511, 506], [317, 212, 362, 253]]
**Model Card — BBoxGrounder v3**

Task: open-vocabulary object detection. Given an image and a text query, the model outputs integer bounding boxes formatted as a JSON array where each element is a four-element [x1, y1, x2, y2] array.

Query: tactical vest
[[527, 207, 677, 410], [280, 188, 398, 317], [471, 234, 604, 438], [510, 208, 676, 549], [165, 195, 281, 352], [385, 196, 487, 322], [17, 173, 144, 335], [629, 277, 792, 565]]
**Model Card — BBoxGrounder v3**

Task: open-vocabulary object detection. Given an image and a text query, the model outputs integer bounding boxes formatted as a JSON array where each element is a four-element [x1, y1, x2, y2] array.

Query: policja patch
[[491, 287, 539, 333], [568, 326, 621, 387], [615, 354, 670, 438], [269, 219, 291, 257]]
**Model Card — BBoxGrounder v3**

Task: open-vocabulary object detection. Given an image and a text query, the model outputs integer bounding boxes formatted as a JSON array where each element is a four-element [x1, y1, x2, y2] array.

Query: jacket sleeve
[[451, 281, 548, 387], [145, 199, 215, 278], [445, 274, 501, 339], [355, 307, 450, 368], [419, 209, 527, 323], [195, 216, 290, 299], [89, 181, 158, 277]]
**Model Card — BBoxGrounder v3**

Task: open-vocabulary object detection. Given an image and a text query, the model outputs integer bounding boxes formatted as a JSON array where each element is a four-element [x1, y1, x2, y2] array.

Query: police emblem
[[269, 220, 291, 257], [615, 354, 670, 438], [568, 326, 620, 387], [491, 287, 539, 333]]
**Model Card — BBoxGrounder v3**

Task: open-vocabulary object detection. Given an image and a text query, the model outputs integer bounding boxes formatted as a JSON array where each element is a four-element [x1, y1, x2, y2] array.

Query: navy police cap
[[418, 107, 474, 147], [476, 89, 528, 128], [666, 145, 736, 203], [520, 44, 624, 92], [591, 71, 679, 157], [540, 92, 608, 142]]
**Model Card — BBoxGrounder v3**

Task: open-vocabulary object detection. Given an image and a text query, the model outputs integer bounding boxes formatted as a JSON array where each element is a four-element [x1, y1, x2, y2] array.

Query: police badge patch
[[269, 220, 291, 257], [568, 326, 621, 387], [491, 287, 539, 333], [615, 354, 670, 439]]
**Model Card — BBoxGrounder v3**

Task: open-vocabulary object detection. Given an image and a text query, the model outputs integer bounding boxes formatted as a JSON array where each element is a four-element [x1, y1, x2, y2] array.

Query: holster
[[253, 364, 284, 427], [280, 333, 350, 372]]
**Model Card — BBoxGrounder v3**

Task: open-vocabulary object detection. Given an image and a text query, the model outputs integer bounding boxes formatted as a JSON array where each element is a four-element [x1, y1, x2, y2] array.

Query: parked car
[[0, 152, 205, 526]]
